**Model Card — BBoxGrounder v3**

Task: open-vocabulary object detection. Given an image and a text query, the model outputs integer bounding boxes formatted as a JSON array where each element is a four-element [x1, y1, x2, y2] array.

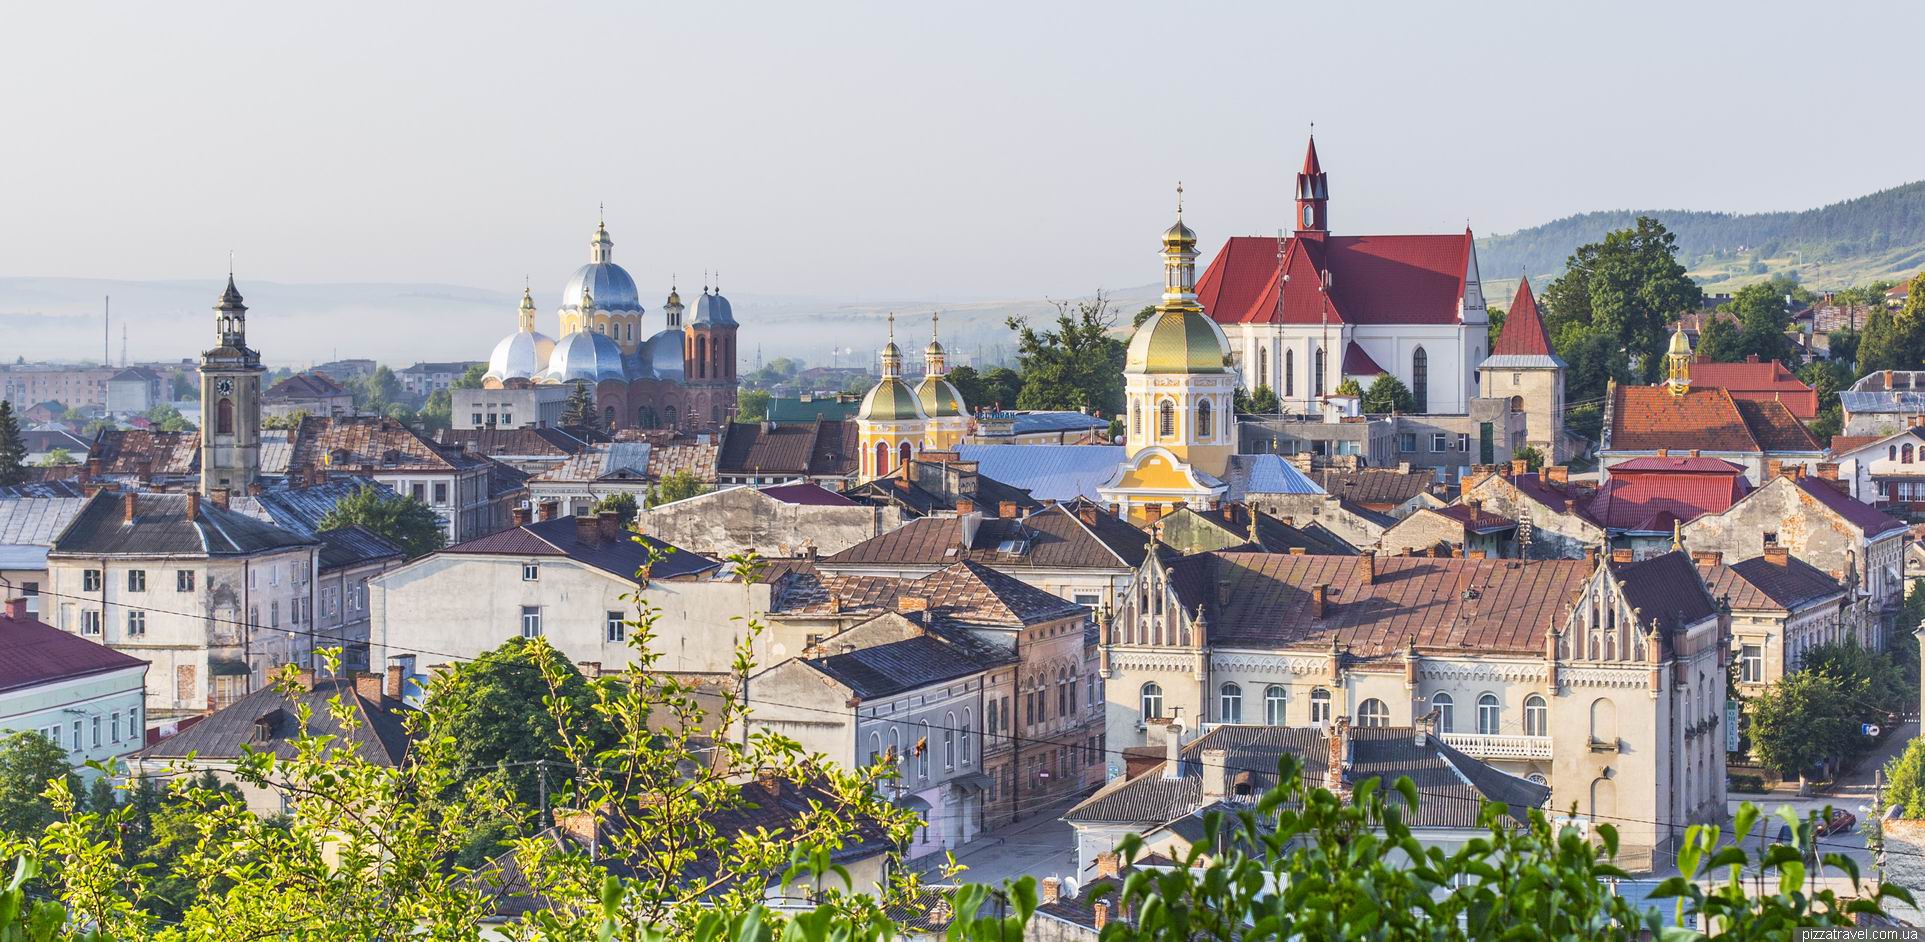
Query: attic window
[[997, 539, 1031, 557], [944, 547, 958, 558]]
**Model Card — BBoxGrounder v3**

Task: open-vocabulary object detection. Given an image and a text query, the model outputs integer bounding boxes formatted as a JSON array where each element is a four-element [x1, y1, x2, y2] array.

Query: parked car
[[1816, 808, 1856, 836]]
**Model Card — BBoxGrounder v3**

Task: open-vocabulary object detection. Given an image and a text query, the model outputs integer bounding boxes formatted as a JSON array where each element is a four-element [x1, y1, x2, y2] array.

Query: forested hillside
[[1479, 179, 1925, 289]]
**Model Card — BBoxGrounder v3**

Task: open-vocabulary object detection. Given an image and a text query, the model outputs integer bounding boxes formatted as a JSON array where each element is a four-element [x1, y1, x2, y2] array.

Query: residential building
[[1697, 549, 1854, 695], [397, 361, 483, 398], [842, 456, 1042, 520], [286, 415, 498, 542], [1305, 463, 1436, 516], [1099, 550, 1729, 864], [633, 482, 906, 559], [1684, 357, 1818, 420], [437, 427, 590, 476], [131, 670, 410, 816], [1456, 463, 1605, 560], [716, 419, 859, 488], [1585, 455, 1750, 558], [311, 359, 377, 383], [451, 384, 572, 430], [526, 442, 652, 517], [1151, 503, 1357, 556], [104, 367, 164, 415], [1063, 721, 1550, 877], [969, 411, 1110, 446], [0, 365, 119, 412], [1681, 471, 1910, 636], [46, 489, 319, 718], [262, 372, 354, 420], [369, 511, 746, 680], [1841, 370, 1925, 437], [19, 427, 88, 466], [1377, 503, 1516, 558], [0, 596, 148, 773], [1830, 425, 1925, 516], [0, 496, 88, 619]]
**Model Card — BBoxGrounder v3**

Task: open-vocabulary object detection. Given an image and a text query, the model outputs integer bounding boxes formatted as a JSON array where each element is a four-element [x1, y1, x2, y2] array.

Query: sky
[[3, 2, 1924, 360]]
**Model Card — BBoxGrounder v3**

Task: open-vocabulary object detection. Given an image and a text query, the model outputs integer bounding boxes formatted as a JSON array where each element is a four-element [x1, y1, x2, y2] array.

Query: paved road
[[916, 794, 1083, 887]]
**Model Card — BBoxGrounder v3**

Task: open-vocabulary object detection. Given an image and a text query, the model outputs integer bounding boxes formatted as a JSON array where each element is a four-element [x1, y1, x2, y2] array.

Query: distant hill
[[1477, 180, 1925, 293]]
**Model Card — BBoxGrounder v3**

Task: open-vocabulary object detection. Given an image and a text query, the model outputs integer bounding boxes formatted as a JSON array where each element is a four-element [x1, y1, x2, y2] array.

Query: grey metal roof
[[137, 676, 411, 766], [953, 445, 1126, 502], [1479, 353, 1567, 370], [1223, 453, 1326, 500], [1841, 390, 1925, 415], [804, 631, 1009, 699], [231, 477, 393, 537], [50, 491, 317, 559], [0, 497, 89, 547], [315, 525, 405, 571]]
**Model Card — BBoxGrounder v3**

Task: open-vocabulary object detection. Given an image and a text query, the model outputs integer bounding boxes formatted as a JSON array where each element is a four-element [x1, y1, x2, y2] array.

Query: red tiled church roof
[[1196, 233, 1474, 327], [1609, 385, 1818, 455], [1492, 276, 1554, 357], [1341, 341, 1387, 376]]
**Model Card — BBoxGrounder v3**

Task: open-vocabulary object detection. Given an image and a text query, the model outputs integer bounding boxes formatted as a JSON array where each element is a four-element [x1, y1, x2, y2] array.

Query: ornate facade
[[483, 218, 739, 433]]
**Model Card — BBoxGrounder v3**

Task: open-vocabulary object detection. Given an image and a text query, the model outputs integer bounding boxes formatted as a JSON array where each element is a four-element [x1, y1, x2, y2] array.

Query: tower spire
[[880, 313, 902, 379], [1295, 131, 1329, 234]]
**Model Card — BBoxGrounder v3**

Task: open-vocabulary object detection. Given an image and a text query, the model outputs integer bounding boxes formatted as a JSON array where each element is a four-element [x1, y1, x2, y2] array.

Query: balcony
[[1441, 733, 1552, 760]]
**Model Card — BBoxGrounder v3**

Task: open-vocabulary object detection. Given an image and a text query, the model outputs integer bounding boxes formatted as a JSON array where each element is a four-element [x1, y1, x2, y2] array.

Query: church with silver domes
[[481, 217, 739, 432]]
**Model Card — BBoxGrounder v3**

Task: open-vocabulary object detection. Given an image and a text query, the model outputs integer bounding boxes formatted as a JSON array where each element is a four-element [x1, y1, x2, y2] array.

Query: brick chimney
[[1764, 544, 1790, 566], [1143, 504, 1163, 525], [538, 499, 559, 522], [554, 808, 601, 859], [185, 491, 201, 522], [353, 671, 384, 702], [1092, 902, 1110, 929], [1355, 554, 1375, 586], [1582, 545, 1597, 565], [1815, 462, 1839, 482], [3, 597, 24, 621], [1545, 465, 1569, 485], [1079, 504, 1099, 526], [512, 505, 530, 527], [898, 596, 929, 613], [1766, 459, 1783, 480], [998, 500, 1018, 519], [1692, 550, 1723, 566], [1324, 716, 1350, 794], [1610, 548, 1634, 564], [575, 513, 601, 547], [1200, 747, 1229, 801], [1510, 458, 1529, 475], [1310, 583, 1329, 618], [956, 498, 974, 515], [386, 664, 406, 699], [1041, 877, 1061, 904], [1093, 851, 1121, 879], [122, 490, 138, 524], [1468, 549, 1488, 560], [210, 487, 230, 509], [598, 510, 621, 542]]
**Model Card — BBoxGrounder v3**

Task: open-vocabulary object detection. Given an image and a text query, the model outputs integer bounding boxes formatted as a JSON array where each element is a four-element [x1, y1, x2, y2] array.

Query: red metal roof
[[1301, 136, 1323, 176], [1492, 276, 1554, 357], [1588, 459, 1749, 531], [1688, 357, 1818, 419], [0, 608, 146, 693], [1196, 232, 1472, 327], [1341, 341, 1387, 376]]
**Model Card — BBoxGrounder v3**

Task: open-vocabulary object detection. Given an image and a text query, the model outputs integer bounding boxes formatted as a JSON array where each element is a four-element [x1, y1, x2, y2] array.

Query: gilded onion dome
[[858, 314, 928, 422], [917, 374, 965, 417], [1125, 309, 1231, 374], [484, 285, 557, 384]]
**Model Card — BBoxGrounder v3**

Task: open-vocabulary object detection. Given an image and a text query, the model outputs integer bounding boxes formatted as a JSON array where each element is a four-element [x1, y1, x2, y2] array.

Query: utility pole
[[536, 758, 549, 823], [103, 295, 111, 366]]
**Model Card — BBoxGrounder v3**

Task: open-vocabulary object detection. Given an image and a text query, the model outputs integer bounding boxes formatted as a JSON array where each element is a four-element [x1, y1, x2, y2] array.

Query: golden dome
[[1668, 324, 1694, 356], [1126, 308, 1230, 374], [917, 375, 965, 417], [1162, 218, 1197, 247], [858, 377, 926, 422]]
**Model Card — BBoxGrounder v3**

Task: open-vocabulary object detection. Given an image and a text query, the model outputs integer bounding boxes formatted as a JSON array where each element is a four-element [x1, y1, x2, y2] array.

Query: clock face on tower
[[217, 379, 234, 395]]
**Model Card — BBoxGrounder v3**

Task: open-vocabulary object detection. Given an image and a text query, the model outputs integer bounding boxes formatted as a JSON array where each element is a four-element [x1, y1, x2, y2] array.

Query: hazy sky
[[4, 1, 1923, 305]]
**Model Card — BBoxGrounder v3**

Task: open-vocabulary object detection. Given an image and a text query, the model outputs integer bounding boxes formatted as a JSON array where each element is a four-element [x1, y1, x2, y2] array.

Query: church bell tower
[[1294, 134, 1329, 234], [199, 276, 265, 496]]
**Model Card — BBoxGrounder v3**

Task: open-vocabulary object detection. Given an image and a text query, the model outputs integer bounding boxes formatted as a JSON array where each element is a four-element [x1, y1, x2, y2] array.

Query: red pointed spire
[[1294, 133, 1329, 234], [1492, 275, 1555, 357], [1301, 135, 1323, 176]]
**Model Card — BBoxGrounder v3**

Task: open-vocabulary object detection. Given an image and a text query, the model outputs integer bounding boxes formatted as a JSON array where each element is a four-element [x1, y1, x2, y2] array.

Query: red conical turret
[[1493, 276, 1555, 357], [1295, 134, 1328, 234]]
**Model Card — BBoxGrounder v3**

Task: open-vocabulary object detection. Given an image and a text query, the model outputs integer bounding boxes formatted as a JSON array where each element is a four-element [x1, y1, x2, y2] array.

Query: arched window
[[1284, 349, 1295, 398], [961, 709, 973, 765], [1524, 695, 1548, 737], [638, 407, 657, 429], [1411, 347, 1429, 413], [1892, 445, 1900, 462], [1141, 682, 1164, 720], [1476, 693, 1500, 735], [696, 336, 708, 378], [1196, 399, 1213, 439], [1157, 400, 1176, 438], [868, 732, 883, 766], [216, 398, 234, 435], [1357, 698, 1390, 727], [917, 720, 931, 778], [1314, 347, 1326, 394], [603, 406, 616, 430], [1309, 688, 1331, 726], [664, 405, 678, 428], [1219, 683, 1242, 723], [874, 441, 891, 477], [1906, 444, 1916, 464], [1264, 685, 1287, 725], [889, 727, 902, 770], [1431, 692, 1455, 733], [898, 441, 913, 469], [943, 711, 956, 770], [1257, 348, 1269, 389]]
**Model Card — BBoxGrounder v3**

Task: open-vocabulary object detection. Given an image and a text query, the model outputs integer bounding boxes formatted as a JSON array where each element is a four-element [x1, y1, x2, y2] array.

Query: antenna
[[121, 324, 127, 367]]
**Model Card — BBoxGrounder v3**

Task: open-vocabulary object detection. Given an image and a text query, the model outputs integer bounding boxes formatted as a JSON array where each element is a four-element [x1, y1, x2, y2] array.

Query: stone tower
[[199, 276, 265, 496], [1478, 276, 1567, 461]]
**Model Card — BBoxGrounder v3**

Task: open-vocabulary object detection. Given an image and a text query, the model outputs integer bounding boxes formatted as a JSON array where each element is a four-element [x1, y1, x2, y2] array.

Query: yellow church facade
[[856, 314, 969, 480]]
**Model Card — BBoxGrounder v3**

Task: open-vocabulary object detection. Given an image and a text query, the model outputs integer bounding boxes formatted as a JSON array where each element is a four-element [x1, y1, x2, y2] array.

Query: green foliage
[[1512, 445, 1545, 472], [142, 404, 193, 433], [79, 419, 114, 441], [1542, 216, 1702, 383], [1234, 384, 1279, 415], [1360, 374, 1412, 414], [426, 637, 615, 812], [560, 381, 600, 433], [1131, 304, 1157, 329], [450, 364, 487, 390], [735, 390, 772, 422], [0, 403, 25, 487], [1553, 321, 1633, 417], [0, 733, 74, 843], [1803, 637, 1915, 721], [947, 366, 1021, 413], [1859, 272, 1925, 373], [1885, 736, 1925, 819], [1484, 305, 1505, 353], [1745, 669, 1858, 779], [645, 470, 708, 509], [1006, 294, 1127, 417], [1826, 326, 1860, 367], [1694, 316, 1743, 362], [316, 484, 447, 559], [260, 410, 308, 432], [1718, 278, 1801, 364], [352, 365, 402, 412], [591, 491, 637, 525], [1334, 377, 1363, 397], [35, 450, 75, 469], [169, 372, 197, 400], [416, 390, 452, 434]]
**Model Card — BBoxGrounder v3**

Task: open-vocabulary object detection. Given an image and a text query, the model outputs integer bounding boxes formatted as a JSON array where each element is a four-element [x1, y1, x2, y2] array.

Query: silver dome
[[690, 290, 736, 326], [562, 261, 644, 312], [538, 329, 627, 384], [645, 329, 686, 382], [485, 328, 556, 384]]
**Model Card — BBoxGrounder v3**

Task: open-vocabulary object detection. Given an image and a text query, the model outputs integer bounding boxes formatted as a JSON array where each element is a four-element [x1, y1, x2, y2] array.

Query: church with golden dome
[[854, 313, 968, 478], [478, 215, 738, 432]]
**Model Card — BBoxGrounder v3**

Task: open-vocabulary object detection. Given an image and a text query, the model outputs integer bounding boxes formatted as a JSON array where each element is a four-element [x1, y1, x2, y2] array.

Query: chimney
[[1815, 462, 1839, 482], [385, 664, 406, 699], [1079, 505, 1099, 526], [1656, 448, 1669, 458], [898, 596, 929, 613], [248, 481, 264, 497], [1324, 717, 1350, 794], [1468, 549, 1487, 560], [1143, 504, 1163, 525], [1355, 554, 1375, 586], [575, 514, 601, 547], [1108, 503, 1121, 517], [1093, 902, 1110, 929], [1766, 459, 1783, 480], [1689, 449, 1701, 458], [1161, 720, 1185, 779], [598, 510, 621, 542], [512, 505, 530, 527], [1582, 545, 1597, 565], [1289, 546, 1306, 556], [1041, 878, 1061, 904], [293, 668, 316, 691], [956, 498, 974, 515], [1094, 851, 1121, 879], [1764, 544, 1790, 567], [554, 808, 600, 859], [1611, 548, 1634, 564], [3, 597, 24, 621], [538, 499, 559, 522], [1546, 465, 1569, 485], [998, 500, 1018, 519], [185, 491, 201, 522], [353, 671, 384, 702], [1200, 747, 1229, 801], [1510, 458, 1529, 475], [122, 490, 137, 524], [210, 487, 230, 509], [1310, 583, 1329, 618], [1692, 550, 1723, 567]]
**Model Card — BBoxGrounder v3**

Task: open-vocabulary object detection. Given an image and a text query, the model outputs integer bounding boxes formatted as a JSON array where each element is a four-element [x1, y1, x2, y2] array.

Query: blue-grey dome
[[485, 328, 555, 384], [646, 328, 686, 382], [538, 329, 627, 384], [562, 261, 643, 312], [690, 290, 736, 326]]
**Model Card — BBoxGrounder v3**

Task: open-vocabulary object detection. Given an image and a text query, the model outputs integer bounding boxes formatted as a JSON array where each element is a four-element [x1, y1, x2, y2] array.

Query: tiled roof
[[1491, 276, 1556, 358], [315, 525, 405, 571], [289, 416, 488, 475], [904, 560, 1089, 628], [1829, 433, 1894, 456], [1699, 555, 1843, 612], [441, 516, 721, 581], [0, 608, 146, 693], [1688, 358, 1811, 395], [1308, 467, 1432, 507], [805, 631, 1011, 699], [1609, 385, 1818, 455], [1162, 553, 1595, 657], [1607, 551, 1719, 634], [137, 677, 410, 765], [1197, 233, 1473, 327], [531, 443, 651, 483], [1499, 472, 1597, 524], [1732, 398, 1821, 452], [717, 420, 857, 477], [264, 372, 348, 401], [1589, 458, 1748, 531], [1066, 724, 1548, 831], [1791, 476, 1909, 537], [438, 427, 590, 458], [1341, 341, 1387, 376], [89, 429, 199, 475], [765, 564, 904, 616], [1165, 505, 1357, 556], [646, 439, 719, 483], [952, 445, 1126, 503], [823, 501, 1145, 572], [760, 482, 858, 506], [50, 490, 317, 558], [1426, 504, 1516, 534]]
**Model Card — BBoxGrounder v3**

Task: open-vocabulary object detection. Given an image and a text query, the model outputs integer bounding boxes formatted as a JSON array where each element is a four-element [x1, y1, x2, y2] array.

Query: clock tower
[[199, 276, 265, 496]]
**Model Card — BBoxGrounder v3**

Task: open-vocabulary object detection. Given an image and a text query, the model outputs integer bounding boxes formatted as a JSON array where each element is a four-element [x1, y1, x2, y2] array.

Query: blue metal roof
[[1222, 454, 1325, 500], [995, 411, 1108, 435], [953, 445, 1125, 502]]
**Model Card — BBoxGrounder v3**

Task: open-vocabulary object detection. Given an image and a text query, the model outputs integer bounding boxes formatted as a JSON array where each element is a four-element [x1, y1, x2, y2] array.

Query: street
[[915, 794, 1084, 887]]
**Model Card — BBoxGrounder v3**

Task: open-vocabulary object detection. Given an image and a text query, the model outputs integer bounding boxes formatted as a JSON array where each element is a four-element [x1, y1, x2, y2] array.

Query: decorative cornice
[[1556, 667, 1650, 689], [1416, 662, 1547, 684]]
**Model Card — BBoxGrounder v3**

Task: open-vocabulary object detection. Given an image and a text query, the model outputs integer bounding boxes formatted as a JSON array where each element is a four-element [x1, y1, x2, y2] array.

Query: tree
[[1827, 326, 1860, 368], [425, 637, 616, 813], [0, 731, 75, 842], [1006, 293, 1127, 417], [1512, 445, 1545, 472], [261, 409, 309, 431], [1484, 305, 1506, 353], [560, 380, 600, 433], [416, 391, 451, 434], [645, 469, 708, 509], [0, 401, 26, 486], [945, 365, 984, 409], [1720, 279, 1797, 364], [592, 491, 638, 525], [317, 484, 447, 559], [451, 364, 487, 390], [144, 403, 194, 433], [1694, 316, 1744, 362], [1132, 304, 1157, 329], [979, 367, 1023, 411], [1859, 273, 1925, 374], [1234, 384, 1279, 415], [736, 390, 772, 422], [1886, 736, 1925, 818], [1360, 374, 1413, 414], [36, 448, 76, 468], [1803, 638, 1913, 726], [1334, 377, 1363, 397], [82, 417, 115, 440], [1541, 216, 1702, 382], [1746, 670, 1857, 783], [170, 372, 198, 400]]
